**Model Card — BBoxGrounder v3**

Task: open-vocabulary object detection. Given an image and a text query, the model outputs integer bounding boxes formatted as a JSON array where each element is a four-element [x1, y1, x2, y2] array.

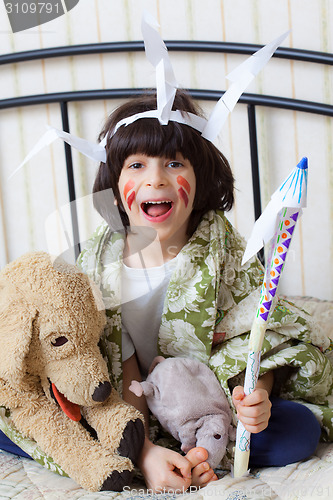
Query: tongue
[[52, 383, 81, 421], [146, 203, 171, 217]]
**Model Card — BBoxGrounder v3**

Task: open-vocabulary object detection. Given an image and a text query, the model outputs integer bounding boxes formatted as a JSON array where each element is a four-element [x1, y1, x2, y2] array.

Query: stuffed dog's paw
[[100, 469, 134, 492], [82, 391, 145, 461], [117, 418, 145, 464]]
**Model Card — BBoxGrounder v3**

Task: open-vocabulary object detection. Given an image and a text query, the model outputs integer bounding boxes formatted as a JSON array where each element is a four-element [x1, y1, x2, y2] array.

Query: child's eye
[[167, 161, 183, 169], [129, 162, 144, 169]]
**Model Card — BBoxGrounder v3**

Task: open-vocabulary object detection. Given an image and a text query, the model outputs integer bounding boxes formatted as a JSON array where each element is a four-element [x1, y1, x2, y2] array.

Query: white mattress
[[1, 443, 333, 499]]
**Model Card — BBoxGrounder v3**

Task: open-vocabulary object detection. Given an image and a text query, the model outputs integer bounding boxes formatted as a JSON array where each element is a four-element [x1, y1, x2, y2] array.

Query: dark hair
[[93, 89, 234, 236]]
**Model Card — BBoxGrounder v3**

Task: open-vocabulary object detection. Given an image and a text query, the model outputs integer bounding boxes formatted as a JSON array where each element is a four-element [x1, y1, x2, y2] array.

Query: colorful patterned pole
[[233, 158, 308, 477]]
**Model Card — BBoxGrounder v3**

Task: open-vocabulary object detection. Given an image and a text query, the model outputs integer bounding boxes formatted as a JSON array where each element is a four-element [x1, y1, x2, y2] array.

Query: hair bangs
[[110, 118, 195, 166]]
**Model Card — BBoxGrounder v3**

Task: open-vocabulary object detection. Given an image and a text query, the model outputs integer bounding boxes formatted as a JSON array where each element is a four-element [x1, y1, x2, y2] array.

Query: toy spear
[[233, 157, 308, 477]]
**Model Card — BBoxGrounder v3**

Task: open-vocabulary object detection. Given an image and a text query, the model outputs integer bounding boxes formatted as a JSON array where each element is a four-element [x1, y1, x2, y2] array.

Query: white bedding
[[1, 444, 333, 500]]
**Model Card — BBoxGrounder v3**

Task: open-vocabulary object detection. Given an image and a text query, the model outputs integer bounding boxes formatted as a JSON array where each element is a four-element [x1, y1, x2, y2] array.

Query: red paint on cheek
[[123, 180, 135, 200], [127, 191, 135, 211], [178, 187, 188, 208], [177, 176, 191, 194]]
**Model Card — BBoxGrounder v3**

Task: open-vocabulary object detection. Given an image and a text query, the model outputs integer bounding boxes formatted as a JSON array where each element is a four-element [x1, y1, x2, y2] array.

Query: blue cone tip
[[298, 157, 308, 170]]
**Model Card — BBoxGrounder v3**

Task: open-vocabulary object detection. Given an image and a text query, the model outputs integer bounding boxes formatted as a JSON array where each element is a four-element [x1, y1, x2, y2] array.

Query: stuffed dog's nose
[[92, 381, 112, 402]]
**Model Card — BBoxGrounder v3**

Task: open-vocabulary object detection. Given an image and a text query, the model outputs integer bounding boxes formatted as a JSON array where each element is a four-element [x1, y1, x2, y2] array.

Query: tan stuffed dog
[[0, 252, 145, 492]]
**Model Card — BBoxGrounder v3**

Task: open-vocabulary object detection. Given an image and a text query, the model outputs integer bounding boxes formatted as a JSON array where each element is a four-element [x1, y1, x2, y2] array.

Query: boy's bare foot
[[185, 447, 218, 488]]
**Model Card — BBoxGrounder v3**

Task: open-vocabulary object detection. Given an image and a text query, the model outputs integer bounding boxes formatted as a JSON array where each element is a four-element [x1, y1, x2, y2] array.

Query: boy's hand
[[138, 438, 192, 493], [232, 386, 272, 433], [138, 439, 217, 493]]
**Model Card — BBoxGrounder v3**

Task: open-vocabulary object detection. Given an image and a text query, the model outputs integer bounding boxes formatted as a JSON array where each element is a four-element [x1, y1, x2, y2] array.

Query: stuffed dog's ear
[[0, 278, 37, 385]]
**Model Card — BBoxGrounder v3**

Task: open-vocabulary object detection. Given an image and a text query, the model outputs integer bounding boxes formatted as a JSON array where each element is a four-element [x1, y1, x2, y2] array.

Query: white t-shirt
[[121, 257, 178, 378]]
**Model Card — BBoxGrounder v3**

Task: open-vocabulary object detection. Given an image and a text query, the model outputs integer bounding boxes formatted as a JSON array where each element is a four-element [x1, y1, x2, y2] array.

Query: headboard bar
[[1, 41, 332, 66], [0, 90, 332, 117]]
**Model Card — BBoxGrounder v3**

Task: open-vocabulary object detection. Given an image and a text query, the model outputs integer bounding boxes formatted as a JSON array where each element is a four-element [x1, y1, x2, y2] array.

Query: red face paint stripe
[[127, 191, 135, 211], [124, 180, 135, 200], [178, 187, 188, 208], [177, 176, 191, 194]]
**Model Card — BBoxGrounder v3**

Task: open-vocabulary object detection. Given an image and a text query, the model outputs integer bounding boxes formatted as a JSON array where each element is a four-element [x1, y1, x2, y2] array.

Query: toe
[[185, 447, 209, 468], [191, 466, 218, 488], [192, 461, 210, 476]]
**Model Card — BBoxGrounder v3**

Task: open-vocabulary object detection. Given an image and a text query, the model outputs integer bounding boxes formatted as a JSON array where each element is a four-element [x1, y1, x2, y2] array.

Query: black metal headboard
[[1, 41, 332, 260]]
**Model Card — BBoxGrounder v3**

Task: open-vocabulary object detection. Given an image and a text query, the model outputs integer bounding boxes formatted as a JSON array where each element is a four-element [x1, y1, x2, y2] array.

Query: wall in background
[[0, 0, 332, 299]]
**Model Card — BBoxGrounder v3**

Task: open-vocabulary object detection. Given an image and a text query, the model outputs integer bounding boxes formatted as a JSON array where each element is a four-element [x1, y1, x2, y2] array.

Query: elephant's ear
[[140, 381, 160, 399], [148, 356, 165, 374], [0, 278, 36, 387]]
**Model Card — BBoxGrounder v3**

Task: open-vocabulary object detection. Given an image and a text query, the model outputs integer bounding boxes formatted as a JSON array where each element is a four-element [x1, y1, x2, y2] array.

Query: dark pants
[[0, 431, 31, 459], [0, 397, 322, 467], [249, 397, 321, 467]]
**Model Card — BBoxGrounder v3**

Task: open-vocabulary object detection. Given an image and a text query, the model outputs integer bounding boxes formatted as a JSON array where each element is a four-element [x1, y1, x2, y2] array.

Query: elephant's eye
[[51, 336, 68, 347], [214, 434, 221, 440]]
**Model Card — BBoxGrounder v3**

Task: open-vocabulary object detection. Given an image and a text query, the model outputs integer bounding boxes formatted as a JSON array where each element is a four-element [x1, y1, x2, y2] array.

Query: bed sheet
[[1, 443, 333, 500]]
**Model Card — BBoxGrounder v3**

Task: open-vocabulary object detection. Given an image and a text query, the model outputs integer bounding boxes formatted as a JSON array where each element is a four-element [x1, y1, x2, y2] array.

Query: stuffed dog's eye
[[214, 434, 221, 440], [51, 336, 68, 347]]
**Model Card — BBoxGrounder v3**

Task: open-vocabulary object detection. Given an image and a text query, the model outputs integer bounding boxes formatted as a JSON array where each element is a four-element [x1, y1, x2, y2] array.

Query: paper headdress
[[11, 12, 289, 177]]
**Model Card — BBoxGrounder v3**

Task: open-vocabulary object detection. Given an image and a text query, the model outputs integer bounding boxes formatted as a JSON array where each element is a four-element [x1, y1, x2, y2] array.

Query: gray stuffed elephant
[[129, 356, 236, 468]]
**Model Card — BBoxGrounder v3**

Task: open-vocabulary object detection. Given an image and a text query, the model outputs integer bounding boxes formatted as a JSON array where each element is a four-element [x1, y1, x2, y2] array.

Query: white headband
[[11, 12, 289, 178]]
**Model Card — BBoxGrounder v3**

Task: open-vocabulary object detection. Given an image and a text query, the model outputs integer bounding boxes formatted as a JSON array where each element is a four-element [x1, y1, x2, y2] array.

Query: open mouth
[[141, 201, 173, 219], [49, 379, 81, 422]]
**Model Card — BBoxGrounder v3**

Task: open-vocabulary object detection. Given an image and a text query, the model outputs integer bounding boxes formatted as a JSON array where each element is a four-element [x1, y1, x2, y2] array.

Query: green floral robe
[[1, 210, 332, 473], [77, 210, 333, 441]]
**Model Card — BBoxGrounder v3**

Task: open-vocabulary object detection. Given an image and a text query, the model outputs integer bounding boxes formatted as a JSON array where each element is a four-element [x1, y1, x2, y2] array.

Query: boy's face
[[118, 153, 196, 248]]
